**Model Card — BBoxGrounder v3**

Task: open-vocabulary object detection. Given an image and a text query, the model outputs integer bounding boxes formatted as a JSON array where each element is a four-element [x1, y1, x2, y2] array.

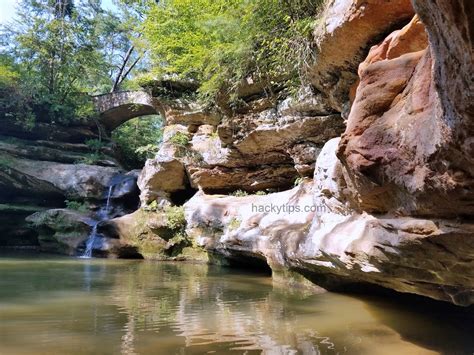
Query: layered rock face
[[309, 0, 415, 112], [137, 83, 345, 202], [0, 119, 139, 251], [121, 0, 474, 306]]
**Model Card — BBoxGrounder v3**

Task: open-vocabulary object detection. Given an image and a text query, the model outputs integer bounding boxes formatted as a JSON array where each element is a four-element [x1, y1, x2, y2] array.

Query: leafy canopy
[[0, 0, 146, 125], [141, 0, 323, 104]]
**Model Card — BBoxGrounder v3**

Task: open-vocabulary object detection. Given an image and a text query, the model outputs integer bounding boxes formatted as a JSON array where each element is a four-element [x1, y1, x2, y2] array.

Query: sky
[[0, 0, 117, 24]]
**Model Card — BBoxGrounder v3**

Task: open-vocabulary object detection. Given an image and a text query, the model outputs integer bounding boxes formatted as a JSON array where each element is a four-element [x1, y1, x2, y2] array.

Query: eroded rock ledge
[[184, 138, 474, 306]]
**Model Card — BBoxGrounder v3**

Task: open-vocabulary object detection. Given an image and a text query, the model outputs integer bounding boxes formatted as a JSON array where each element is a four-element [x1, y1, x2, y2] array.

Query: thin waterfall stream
[[80, 185, 114, 259]]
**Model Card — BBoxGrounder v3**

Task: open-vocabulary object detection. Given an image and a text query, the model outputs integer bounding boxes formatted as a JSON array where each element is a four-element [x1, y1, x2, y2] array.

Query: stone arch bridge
[[93, 91, 158, 131]]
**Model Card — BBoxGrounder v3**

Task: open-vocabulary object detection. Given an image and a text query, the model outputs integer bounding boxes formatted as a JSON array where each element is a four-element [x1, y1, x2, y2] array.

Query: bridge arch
[[93, 91, 159, 131]]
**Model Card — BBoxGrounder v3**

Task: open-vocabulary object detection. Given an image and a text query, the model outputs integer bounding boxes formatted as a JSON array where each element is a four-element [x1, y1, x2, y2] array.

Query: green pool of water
[[0, 253, 473, 354]]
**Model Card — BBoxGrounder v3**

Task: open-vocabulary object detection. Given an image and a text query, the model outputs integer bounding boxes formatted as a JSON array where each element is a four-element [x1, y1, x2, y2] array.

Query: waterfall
[[106, 185, 113, 212], [80, 224, 98, 259], [80, 183, 115, 259]]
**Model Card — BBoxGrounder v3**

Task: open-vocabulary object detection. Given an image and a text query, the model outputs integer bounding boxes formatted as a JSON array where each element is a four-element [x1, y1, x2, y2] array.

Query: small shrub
[[76, 153, 102, 165], [85, 139, 105, 153], [143, 200, 159, 212], [0, 156, 13, 171], [164, 206, 186, 230], [228, 217, 241, 231], [65, 200, 89, 213], [231, 189, 248, 197], [169, 132, 190, 146], [255, 190, 267, 196], [294, 177, 305, 186], [135, 144, 159, 159]]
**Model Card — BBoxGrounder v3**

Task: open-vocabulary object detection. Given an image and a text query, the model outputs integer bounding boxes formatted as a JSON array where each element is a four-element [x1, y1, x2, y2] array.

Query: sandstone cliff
[[102, 0, 473, 306]]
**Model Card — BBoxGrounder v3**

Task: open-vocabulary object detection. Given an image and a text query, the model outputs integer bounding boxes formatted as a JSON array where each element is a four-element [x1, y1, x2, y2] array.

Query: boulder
[[137, 157, 186, 204], [287, 142, 322, 177], [0, 118, 100, 143], [187, 164, 297, 193], [26, 209, 94, 255], [97, 208, 206, 260], [0, 137, 120, 167], [233, 115, 343, 156], [412, 0, 473, 130], [358, 15, 428, 72], [157, 99, 221, 126], [8, 156, 123, 200]]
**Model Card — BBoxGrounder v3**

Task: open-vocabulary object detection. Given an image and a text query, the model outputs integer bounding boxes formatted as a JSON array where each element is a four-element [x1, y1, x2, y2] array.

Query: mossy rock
[[99, 208, 205, 261]]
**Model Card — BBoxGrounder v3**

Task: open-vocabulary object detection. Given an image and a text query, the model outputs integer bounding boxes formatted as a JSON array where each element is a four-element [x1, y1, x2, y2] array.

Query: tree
[[105, 0, 151, 92], [112, 115, 163, 168], [0, 0, 110, 123], [141, 0, 323, 105]]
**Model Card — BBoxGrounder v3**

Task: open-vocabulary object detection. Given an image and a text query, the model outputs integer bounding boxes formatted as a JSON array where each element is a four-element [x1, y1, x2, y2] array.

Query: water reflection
[[0, 255, 473, 354]]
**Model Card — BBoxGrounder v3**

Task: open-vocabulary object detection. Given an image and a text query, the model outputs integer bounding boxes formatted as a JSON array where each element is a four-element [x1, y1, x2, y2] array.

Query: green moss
[[143, 200, 159, 212], [179, 245, 209, 262], [169, 132, 190, 146], [164, 206, 186, 230], [0, 203, 47, 213], [231, 190, 248, 197], [75, 152, 103, 165], [294, 177, 305, 186], [65, 200, 90, 213], [0, 155, 13, 171], [84, 138, 106, 153], [117, 208, 208, 261], [228, 217, 241, 231]]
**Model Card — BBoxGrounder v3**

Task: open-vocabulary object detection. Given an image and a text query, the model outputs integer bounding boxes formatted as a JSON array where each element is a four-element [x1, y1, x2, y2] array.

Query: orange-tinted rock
[[186, 164, 297, 193], [309, 0, 415, 111], [359, 15, 428, 72], [338, 3, 474, 217], [413, 0, 473, 127]]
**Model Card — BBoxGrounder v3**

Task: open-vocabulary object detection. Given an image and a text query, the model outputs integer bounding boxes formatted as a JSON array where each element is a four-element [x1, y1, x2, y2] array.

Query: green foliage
[[163, 205, 189, 256], [85, 138, 105, 153], [0, 0, 146, 125], [142, 0, 323, 105], [164, 206, 186, 231], [0, 155, 13, 171], [0, 0, 110, 124], [65, 199, 89, 213], [294, 177, 305, 186], [75, 153, 103, 165], [169, 131, 190, 147], [228, 217, 241, 231], [112, 115, 163, 168], [231, 189, 248, 197], [0, 56, 36, 129], [255, 190, 267, 196], [135, 144, 159, 157], [143, 199, 159, 212]]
